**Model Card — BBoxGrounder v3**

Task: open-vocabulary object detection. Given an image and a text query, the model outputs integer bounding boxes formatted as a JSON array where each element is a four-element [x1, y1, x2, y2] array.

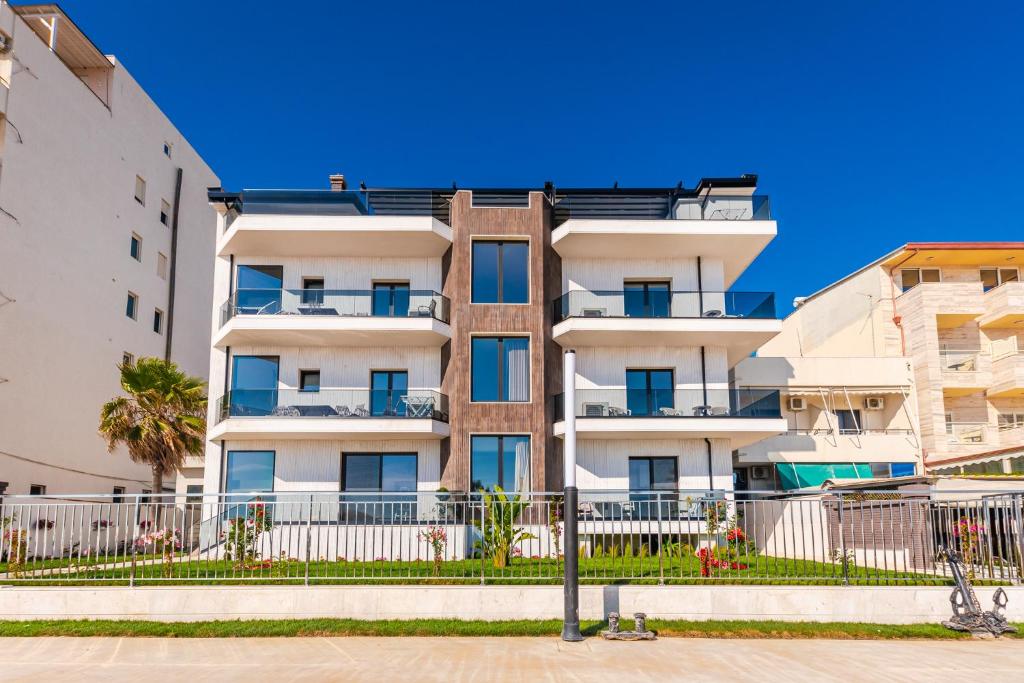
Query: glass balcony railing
[[553, 194, 771, 226], [552, 291, 775, 323], [216, 389, 449, 424], [552, 388, 781, 421], [220, 289, 450, 326]]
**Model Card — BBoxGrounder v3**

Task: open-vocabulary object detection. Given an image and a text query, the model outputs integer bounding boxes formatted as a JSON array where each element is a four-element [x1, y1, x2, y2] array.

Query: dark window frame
[[370, 370, 409, 416], [469, 435, 531, 493], [223, 450, 277, 494], [299, 369, 321, 393], [471, 239, 530, 304], [471, 336, 530, 403], [625, 368, 675, 416], [340, 452, 419, 492], [29, 484, 46, 496], [301, 277, 325, 305], [627, 456, 679, 491], [372, 281, 411, 316]]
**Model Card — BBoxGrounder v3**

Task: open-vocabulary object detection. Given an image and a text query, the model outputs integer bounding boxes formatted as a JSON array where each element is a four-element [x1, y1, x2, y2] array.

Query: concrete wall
[[2, 584, 1020, 624], [0, 5, 218, 495]]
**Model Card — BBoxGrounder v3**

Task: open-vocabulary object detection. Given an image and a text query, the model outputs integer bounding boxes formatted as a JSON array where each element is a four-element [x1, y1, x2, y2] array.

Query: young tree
[[99, 357, 207, 495]]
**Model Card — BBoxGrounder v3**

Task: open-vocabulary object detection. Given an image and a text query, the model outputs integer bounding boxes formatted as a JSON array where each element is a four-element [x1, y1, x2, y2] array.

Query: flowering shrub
[[696, 547, 749, 576], [221, 500, 274, 569], [91, 520, 110, 530], [952, 516, 984, 580], [135, 527, 181, 578], [2, 515, 28, 576], [34, 519, 55, 530], [419, 526, 447, 576]]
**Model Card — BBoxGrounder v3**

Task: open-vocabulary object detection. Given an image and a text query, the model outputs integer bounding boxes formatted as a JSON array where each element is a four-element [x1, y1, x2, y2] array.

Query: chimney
[[329, 174, 347, 191]]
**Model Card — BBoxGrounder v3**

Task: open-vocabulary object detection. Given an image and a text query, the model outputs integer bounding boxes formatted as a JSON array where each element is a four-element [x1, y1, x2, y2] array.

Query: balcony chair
[[415, 299, 438, 318], [607, 406, 631, 417], [352, 404, 370, 417], [270, 406, 301, 417], [334, 405, 353, 417], [702, 309, 723, 317], [658, 407, 683, 417], [710, 406, 730, 417]]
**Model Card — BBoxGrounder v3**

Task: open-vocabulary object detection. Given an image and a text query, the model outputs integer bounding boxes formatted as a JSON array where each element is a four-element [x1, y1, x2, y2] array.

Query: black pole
[[561, 485, 583, 641]]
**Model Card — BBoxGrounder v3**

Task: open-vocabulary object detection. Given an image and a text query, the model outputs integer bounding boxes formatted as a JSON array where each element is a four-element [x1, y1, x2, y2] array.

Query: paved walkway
[[2, 636, 1023, 682]]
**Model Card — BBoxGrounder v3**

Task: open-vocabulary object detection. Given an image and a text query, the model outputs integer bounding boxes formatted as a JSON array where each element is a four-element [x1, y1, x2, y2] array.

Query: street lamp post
[[562, 349, 583, 641]]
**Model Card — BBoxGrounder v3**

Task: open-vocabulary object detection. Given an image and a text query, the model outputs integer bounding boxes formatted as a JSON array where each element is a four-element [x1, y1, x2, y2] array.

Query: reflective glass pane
[[501, 337, 530, 402], [230, 356, 278, 416], [225, 451, 275, 492], [501, 242, 529, 303], [981, 269, 999, 292], [381, 455, 417, 491], [472, 242, 500, 303], [236, 265, 283, 314], [344, 455, 381, 491], [470, 436, 500, 491], [471, 338, 500, 401], [651, 458, 678, 488]]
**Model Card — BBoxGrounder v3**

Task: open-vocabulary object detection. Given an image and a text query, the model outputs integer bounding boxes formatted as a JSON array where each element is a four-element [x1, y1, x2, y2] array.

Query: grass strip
[[0, 618, 1019, 639]]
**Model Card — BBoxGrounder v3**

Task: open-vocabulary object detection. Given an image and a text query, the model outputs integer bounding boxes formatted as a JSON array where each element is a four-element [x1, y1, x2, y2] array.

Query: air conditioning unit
[[866, 396, 885, 411], [583, 402, 608, 417], [788, 396, 806, 411], [581, 308, 606, 318], [750, 466, 771, 480]]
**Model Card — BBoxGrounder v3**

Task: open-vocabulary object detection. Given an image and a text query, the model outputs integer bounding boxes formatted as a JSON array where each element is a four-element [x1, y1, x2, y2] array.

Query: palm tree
[[99, 357, 207, 495]]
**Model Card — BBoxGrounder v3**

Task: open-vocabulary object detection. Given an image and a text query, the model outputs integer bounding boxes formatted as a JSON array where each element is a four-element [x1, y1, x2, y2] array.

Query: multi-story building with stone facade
[[757, 242, 1024, 478]]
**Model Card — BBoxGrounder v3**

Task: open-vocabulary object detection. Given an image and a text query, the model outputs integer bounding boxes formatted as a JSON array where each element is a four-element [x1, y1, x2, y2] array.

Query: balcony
[[551, 291, 780, 364], [216, 190, 453, 257], [979, 282, 1024, 329], [988, 352, 1024, 398], [210, 389, 450, 441], [550, 195, 775, 285], [214, 289, 451, 347], [898, 282, 984, 329], [939, 349, 991, 396], [552, 388, 785, 448], [944, 422, 996, 447], [736, 429, 920, 465]]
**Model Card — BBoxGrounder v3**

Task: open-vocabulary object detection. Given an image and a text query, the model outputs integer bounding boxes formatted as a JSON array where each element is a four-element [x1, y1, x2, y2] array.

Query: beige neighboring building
[[757, 242, 1024, 478], [731, 355, 921, 490], [0, 4, 218, 497]]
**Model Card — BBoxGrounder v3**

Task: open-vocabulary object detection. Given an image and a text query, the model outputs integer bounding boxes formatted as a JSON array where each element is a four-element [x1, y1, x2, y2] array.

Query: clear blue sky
[[58, 0, 1024, 312]]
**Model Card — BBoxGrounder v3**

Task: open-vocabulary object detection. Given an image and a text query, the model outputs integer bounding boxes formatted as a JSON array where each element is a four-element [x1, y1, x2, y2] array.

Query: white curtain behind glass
[[506, 342, 529, 402], [514, 440, 531, 493]]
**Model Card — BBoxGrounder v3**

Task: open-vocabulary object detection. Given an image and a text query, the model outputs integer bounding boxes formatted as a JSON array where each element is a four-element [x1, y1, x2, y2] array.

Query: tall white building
[[0, 4, 218, 496]]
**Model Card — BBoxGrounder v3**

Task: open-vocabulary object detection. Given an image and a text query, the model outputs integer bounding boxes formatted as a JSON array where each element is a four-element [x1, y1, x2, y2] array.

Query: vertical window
[[836, 409, 862, 434], [981, 268, 1019, 292], [628, 457, 678, 491], [470, 435, 530, 492], [899, 268, 940, 292], [134, 175, 146, 205], [301, 277, 325, 305], [230, 356, 279, 416], [472, 240, 529, 303], [160, 199, 171, 226], [370, 370, 408, 416], [624, 281, 671, 317], [299, 370, 320, 393], [112, 486, 125, 503], [235, 265, 283, 314], [29, 484, 46, 496], [129, 233, 142, 261], [122, 352, 134, 366], [626, 369, 674, 416], [153, 308, 164, 334], [163, 142, 172, 158], [126, 292, 138, 320], [157, 252, 168, 279], [372, 282, 410, 316], [471, 336, 530, 402]]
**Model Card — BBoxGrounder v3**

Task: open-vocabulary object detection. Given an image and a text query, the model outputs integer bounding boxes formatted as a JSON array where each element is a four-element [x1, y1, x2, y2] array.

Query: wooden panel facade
[[440, 191, 563, 491]]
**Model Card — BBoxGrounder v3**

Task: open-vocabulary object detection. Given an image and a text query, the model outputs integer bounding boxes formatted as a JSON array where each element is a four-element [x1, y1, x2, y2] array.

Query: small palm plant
[[473, 487, 535, 569], [99, 357, 207, 500]]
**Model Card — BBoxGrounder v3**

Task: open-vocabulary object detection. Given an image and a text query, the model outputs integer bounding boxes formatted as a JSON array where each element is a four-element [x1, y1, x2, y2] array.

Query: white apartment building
[[202, 176, 789, 517], [0, 4, 218, 496]]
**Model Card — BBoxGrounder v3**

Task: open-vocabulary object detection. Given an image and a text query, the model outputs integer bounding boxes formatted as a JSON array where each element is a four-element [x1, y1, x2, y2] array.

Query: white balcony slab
[[217, 214, 453, 257], [551, 317, 782, 365], [551, 219, 776, 287], [736, 431, 921, 465], [213, 315, 451, 348], [553, 417, 786, 449], [209, 417, 450, 441]]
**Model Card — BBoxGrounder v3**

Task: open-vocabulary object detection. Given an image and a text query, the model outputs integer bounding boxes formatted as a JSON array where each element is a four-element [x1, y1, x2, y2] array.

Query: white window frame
[[157, 252, 168, 280], [130, 232, 142, 261], [126, 292, 139, 320], [134, 176, 146, 205]]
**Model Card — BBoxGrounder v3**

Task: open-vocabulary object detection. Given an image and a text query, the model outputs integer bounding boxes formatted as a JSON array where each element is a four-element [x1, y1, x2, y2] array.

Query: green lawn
[[0, 552, 971, 586], [0, 618, 1019, 639]]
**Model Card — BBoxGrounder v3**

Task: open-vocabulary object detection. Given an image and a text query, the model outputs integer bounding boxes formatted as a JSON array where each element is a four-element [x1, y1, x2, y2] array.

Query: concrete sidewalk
[[2, 636, 1023, 682]]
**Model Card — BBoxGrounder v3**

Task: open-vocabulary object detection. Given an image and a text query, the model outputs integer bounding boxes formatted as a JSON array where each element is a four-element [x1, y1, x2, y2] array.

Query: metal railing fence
[[2, 489, 1021, 586]]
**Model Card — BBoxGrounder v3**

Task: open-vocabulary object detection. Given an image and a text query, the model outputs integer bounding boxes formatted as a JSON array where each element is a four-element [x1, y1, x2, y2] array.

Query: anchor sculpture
[[939, 546, 1017, 637]]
